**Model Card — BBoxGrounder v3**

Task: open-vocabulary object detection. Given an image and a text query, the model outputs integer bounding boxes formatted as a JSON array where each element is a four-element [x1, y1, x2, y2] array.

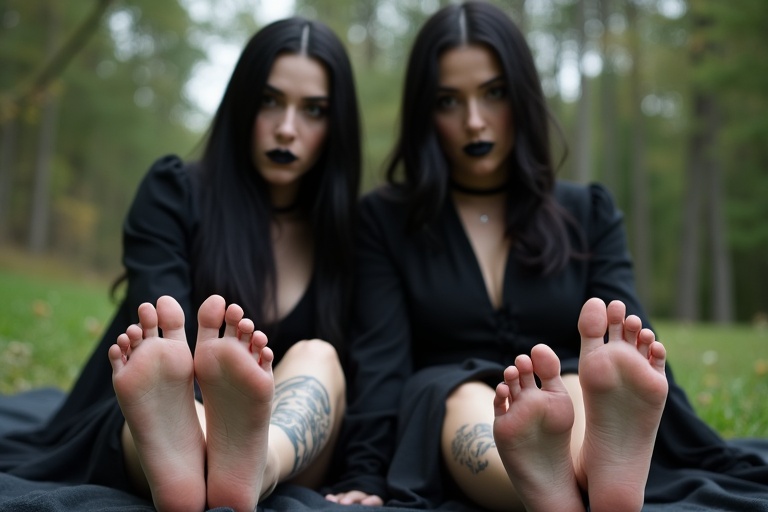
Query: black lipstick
[[266, 149, 298, 164], [463, 142, 494, 157]]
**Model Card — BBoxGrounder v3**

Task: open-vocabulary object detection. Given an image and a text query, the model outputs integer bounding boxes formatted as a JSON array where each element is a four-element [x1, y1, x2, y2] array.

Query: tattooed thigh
[[451, 423, 497, 475], [271, 376, 332, 476]]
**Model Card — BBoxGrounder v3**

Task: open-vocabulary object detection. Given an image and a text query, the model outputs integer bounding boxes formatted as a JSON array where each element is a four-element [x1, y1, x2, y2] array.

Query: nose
[[465, 98, 486, 133], [275, 106, 298, 142]]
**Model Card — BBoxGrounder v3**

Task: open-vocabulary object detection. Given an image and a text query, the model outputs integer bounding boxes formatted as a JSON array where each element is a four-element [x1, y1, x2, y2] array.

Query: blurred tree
[[598, 0, 619, 197], [0, 0, 766, 321], [28, 1, 60, 254], [626, 0, 652, 309], [573, 0, 594, 184]]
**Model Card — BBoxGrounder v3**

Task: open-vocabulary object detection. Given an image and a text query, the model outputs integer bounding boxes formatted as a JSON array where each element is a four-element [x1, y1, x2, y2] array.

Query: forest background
[[1, 0, 767, 325]]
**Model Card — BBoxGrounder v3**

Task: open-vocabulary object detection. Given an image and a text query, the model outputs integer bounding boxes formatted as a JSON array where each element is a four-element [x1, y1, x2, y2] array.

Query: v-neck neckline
[[446, 198, 511, 313]]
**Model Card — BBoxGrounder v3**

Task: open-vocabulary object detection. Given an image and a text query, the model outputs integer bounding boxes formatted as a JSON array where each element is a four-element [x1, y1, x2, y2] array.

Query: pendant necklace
[[449, 178, 506, 225]]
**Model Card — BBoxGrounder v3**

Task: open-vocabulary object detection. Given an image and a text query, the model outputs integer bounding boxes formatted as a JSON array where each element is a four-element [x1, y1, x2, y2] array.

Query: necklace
[[449, 178, 507, 196], [450, 179, 504, 224], [272, 201, 300, 215]]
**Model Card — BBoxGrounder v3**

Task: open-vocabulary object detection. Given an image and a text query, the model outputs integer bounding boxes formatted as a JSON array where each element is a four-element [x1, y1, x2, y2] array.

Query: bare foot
[[108, 296, 206, 512], [576, 298, 668, 512], [193, 295, 275, 512], [493, 344, 585, 512]]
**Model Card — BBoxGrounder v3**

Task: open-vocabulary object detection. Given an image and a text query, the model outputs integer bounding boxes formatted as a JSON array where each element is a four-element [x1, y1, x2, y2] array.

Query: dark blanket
[[1, 389, 767, 512], [0, 389, 463, 512]]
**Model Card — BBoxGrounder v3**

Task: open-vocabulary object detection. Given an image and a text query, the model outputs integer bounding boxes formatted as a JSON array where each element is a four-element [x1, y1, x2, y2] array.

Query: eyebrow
[[263, 84, 329, 102], [437, 75, 505, 92]]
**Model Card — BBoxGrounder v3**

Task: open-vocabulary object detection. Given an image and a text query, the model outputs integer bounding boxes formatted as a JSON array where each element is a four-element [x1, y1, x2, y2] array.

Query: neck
[[449, 178, 507, 196]]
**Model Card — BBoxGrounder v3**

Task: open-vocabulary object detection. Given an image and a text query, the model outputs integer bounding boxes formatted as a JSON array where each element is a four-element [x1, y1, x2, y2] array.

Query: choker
[[272, 202, 301, 215], [450, 178, 507, 196]]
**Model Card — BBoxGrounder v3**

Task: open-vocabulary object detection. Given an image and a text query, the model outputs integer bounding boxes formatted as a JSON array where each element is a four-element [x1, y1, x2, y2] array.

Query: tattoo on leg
[[451, 423, 496, 475], [271, 376, 332, 477]]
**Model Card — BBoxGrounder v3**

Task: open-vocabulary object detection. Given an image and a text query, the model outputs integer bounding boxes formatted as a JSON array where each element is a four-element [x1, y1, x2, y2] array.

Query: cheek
[[499, 109, 514, 140], [305, 123, 329, 159], [434, 116, 458, 146], [253, 118, 268, 153]]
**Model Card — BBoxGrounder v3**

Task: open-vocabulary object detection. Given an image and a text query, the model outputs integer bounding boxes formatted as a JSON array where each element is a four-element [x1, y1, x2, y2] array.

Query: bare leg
[[493, 344, 585, 512], [194, 295, 275, 512], [442, 380, 519, 512], [109, 297, 206, 512], [575, 298, 668, 512], [262, 339, 346, 494]]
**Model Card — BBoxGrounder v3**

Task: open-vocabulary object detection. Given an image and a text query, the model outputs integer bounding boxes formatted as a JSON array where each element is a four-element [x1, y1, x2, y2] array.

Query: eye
[[304, 103, 328, 119], [486, 85, 507, 101], [261, 94, 278, 108], [436, 95, 458, 110]]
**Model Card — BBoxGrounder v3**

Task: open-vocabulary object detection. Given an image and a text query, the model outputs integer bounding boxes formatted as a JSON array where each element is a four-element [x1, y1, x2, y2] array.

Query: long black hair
[[192, 17, 361, 349], [387, 1, 577, 275]]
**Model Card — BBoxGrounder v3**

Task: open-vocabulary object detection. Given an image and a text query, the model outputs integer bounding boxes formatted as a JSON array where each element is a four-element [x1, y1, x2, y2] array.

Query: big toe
[[156, 296, 186, 341], [578, 298, 608, 347], [197, 295, 226, 342], [530, 344, 562, 383]]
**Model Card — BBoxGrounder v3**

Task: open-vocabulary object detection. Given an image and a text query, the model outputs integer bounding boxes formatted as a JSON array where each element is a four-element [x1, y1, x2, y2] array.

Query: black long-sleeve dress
[[0, 155, 318, 492], [334, 181, 768, 510]]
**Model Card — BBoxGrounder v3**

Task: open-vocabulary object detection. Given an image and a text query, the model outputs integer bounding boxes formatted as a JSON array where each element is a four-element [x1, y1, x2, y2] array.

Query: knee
[[447, 381, 491, 404], [286, 339, 341, 367], [282, 339, 346, 413], [285, 339, 345, 387]]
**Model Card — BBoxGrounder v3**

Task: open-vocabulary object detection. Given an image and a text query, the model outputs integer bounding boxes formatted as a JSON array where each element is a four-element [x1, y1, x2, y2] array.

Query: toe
[[224, 303, 244, 338], [156, 296, 187, 342], [578, 298, 608, 355], [516, 354, 537, 389], [108, 344, 126, 371], [637, 328, 655, 358], [258, 346, 274, 370], [649, 341, 667, 372], [493, 382, 511, 417], [530, 344, 562, 388], [137, 302, 159, 338], [197, 295, 226, 342], [238, 318, 255, 345], [624, 315, 642, 347], [606, 300, 626, 342]]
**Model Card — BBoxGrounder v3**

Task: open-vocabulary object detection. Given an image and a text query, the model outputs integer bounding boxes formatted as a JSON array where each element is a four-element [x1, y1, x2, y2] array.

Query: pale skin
[[109, 53, 346, 512], [332, 43, 668, 510]]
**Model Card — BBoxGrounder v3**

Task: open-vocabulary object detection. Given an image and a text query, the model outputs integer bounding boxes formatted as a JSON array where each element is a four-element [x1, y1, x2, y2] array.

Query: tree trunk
[[573, 0, 592, 183], [704, 104, 734, 323], [626, 0, 652, 309], [28, 1, 59, 254], [675, 91, 707, 322], [599, 0, 619, 201], [0, 117, 19, 242]]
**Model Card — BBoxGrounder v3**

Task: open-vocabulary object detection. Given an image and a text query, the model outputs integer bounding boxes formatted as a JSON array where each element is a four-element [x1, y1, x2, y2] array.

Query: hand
[[325, 490, 384, 506]]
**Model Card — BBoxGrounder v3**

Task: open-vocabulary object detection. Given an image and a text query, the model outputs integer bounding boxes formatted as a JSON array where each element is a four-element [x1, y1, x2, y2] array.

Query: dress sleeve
[[330, 194, 413, 499], [584, 183, 652, 327], [121, 155, 197, 328]]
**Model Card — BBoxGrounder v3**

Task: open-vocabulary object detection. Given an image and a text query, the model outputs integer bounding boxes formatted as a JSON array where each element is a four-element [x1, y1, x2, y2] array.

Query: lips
[[463, 141, 494, 157], [266, 149, 298, 164]]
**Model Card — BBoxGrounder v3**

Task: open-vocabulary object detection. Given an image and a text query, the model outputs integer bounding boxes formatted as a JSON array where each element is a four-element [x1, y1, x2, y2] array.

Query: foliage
[[0, 0, 767, 320]]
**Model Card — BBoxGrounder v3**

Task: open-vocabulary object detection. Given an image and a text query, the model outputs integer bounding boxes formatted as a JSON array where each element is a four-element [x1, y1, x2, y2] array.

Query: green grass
[[656, 321, 768, 438], [0, 251, 116, 394], [1, 251, 766, 439]]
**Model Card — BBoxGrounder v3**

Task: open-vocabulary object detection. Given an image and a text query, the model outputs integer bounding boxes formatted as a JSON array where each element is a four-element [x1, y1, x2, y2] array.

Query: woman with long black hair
[[329, 3, 768, 511], [1, 17, 361, 512]]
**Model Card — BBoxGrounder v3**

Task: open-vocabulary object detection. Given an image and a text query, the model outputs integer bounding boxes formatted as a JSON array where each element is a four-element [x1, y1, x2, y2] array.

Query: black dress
[[0, 155, 318, 492], [334, 182, 768, 510]]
